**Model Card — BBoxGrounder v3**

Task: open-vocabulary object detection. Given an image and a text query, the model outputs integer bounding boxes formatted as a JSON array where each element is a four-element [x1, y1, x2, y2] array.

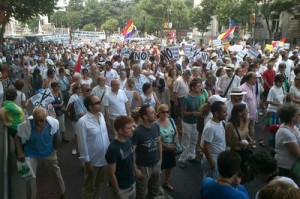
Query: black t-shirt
[[132, 123, 160, 166], [105, 139, 135, 189]]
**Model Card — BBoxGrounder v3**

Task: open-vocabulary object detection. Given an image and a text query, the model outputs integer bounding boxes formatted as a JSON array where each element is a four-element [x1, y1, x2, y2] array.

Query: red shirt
[[262, 69, 276, 92]]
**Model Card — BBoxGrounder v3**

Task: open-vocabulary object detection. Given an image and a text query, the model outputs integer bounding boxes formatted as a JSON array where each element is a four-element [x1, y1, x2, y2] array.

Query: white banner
[[169, 46, 179, 60], [236, 51, 247, 62], [30, 89, 55, 107], [120, 47, 132, 59], [212, 40, 222, 47], [73, 31, 106, 40], [247, 47, 261, 58]]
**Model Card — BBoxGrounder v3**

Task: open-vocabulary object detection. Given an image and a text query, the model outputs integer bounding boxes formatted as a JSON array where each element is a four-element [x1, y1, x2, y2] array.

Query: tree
[[83, 23, 96, 31], [50, 11, 67, 27], [101, 18, 119, 33], [258, 0, 294, 39], [190, 7, 211, 40], [0, 0, 57, 43], [66, 11, 82, 29], [25, 16, 40, 32]]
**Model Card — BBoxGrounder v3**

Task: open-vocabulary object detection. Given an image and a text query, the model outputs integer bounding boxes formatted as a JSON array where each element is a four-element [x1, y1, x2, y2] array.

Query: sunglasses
[[92, 101, 101, 106], [161, 111, 169, 114], [35, 118, 46, 123], [85, 88, 92, 92]]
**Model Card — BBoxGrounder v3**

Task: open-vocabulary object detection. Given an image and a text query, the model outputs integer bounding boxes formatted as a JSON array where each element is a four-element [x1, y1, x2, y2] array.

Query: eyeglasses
[[92, 101, 101, 106], [34, 118, 46, 123], [161, 111, 169, 114], [85, 88, 92, 92]]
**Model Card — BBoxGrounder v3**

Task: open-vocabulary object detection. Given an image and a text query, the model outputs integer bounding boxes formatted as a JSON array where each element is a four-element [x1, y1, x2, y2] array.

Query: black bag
[[232, 123, 253, 163], [67, 102, 78, 122]]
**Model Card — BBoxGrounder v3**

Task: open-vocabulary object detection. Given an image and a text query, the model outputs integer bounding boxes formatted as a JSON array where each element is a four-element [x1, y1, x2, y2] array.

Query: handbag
[[169, 118, 183, 155], [17, 158, 36, 181]]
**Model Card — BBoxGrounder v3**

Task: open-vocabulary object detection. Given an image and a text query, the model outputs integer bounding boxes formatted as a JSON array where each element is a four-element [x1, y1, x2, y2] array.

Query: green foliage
[[0, 0, 58, 43], [101, 18, 119, 33], [83, 23, 96, 31], [50, 11, 67, 27], [25, 16, 40, 32], [190, 7, 211, 35]]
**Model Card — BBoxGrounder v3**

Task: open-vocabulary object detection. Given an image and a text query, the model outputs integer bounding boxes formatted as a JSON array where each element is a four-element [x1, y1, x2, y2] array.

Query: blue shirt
[[200, 177, 249, 199], [24, 121, 58, 158]]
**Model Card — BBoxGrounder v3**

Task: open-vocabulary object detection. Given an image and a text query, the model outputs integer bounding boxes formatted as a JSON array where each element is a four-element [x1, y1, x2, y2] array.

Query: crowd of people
[[1, 39, 300, 199]]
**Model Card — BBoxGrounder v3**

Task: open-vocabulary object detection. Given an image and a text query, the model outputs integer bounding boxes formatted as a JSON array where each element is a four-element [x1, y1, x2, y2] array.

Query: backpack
[[66, 102, 78, 122]]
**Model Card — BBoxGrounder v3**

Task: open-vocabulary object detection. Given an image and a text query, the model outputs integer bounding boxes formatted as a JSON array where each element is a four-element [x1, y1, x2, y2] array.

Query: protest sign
[[120, 47, 132, 59], [134, 51, 148, 61], [161, 48, 173, 61], [247, 47, 261, 58], [30, 89, 55, 107], [169, 46, 179, 60], [235, 51, 247, 62], [212, 40, 222, 47]]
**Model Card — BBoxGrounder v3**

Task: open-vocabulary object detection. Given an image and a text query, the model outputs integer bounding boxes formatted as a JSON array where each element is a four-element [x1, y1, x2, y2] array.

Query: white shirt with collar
[[76, 112, 110, 167], [102, 89, 128, 120]]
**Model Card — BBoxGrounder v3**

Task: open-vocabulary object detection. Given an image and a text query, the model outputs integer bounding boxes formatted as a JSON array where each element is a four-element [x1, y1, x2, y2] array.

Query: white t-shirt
[[267, 86, 285, 112], [173, 76, 189, 98], [275, 126, 300, 169], [103, 69, 118, 86], [289, 86, 300, 105], [200, 119, 226, 162], [102, 90, 128, 120], [81, 78, 93, 86], [282, 59, 294, 79], [16, 90, 26, 107]]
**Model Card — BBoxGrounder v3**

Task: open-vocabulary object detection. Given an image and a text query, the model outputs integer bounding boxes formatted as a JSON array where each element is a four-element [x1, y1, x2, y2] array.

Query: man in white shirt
[[102, 61, 118, 86], [92, 76, 110, 115], [280, 50, 294, 81], [76, 95, 110, 199], [103, 80, 130, 139], [201, 101, 227, 178], [172, 70, 191, 133], [217, 64, 241, 99], [206, 53, 218, 73]]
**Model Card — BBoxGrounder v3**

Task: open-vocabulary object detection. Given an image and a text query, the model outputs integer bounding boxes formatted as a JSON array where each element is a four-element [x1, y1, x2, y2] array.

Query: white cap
[[208, 95, 227, 104]]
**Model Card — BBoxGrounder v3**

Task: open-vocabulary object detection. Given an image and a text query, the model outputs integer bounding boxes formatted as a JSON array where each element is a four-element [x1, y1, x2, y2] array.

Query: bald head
[[33, 107, 47, 127], [33, 107, 47, 118]]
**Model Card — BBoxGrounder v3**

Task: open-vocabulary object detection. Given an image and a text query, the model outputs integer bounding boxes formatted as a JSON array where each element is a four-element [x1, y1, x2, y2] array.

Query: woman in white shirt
[[275, 104, 300, 179], [259, 74, 285, 146]]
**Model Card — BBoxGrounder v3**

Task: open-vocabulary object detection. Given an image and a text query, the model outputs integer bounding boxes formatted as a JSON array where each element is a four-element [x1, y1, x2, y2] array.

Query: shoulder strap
[[223, 75, 235, 97], [169, 118, 176, 131], [232, 122, 242, 142]]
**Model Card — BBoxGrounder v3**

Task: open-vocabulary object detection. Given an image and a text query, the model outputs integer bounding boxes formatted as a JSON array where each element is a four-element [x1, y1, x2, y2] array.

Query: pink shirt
[[241, 83, 258, 121]]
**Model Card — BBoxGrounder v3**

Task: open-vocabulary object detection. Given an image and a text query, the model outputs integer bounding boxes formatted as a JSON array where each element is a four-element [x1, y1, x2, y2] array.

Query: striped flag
[[122, 19, 137, 39], [217, 26, 236, 40]]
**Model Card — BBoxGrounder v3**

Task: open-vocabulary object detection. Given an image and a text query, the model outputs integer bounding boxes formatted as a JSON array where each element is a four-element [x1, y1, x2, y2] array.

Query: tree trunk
[[0, 23, 6, 45], [265, 18, 272, 40]]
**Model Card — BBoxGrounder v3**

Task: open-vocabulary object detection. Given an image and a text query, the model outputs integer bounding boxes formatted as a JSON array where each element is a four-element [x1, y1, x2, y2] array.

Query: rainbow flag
[[122, 19, 136, 39], [217, 26, 236, 40]]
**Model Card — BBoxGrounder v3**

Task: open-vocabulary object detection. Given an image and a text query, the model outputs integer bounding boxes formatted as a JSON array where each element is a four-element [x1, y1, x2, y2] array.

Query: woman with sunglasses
[[156, 104, 177, 191], [81, 68, 92, 86]]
